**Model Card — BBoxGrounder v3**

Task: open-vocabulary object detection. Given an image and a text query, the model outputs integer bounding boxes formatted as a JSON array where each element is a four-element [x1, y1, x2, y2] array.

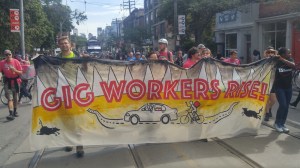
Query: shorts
[[270, 85, 275, 93], [4, 82, 19, 102]]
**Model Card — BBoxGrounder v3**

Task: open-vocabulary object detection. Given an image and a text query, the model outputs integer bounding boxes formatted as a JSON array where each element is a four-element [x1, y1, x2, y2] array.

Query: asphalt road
[[0, 102, 32, 168]]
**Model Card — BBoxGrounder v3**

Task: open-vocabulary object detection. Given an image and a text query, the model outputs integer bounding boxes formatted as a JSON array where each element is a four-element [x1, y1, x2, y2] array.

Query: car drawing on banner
[[124, 103, 178, 125]]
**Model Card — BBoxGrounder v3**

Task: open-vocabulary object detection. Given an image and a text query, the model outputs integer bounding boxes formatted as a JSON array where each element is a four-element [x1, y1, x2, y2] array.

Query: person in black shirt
[[174, 50, 184, 67], [273, 47, 295, 133]]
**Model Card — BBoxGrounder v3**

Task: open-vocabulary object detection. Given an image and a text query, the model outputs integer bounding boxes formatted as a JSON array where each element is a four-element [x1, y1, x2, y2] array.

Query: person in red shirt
[[223, 50, 241, 65], [0, 50, 23, 120], [158, 38, 174, 63], [183, 47, 201, 69]]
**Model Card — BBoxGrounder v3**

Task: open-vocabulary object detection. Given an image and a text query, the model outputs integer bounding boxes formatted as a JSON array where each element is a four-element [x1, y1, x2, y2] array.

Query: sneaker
[[281, 125, 290, 133], [290, 103, 296, 109], [13, 112, 19, 117], [76, 146, 84, 158], [6, 115, 15, 121], [274, 123, 283, 133], [264, 114, 269, 121], [65, 146, 73, 152], [28, 101, 32, 105]]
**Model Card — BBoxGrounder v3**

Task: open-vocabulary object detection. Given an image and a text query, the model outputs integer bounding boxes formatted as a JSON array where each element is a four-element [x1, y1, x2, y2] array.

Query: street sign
[[10, 9, 20, 32], [178, 15, 186, 35]]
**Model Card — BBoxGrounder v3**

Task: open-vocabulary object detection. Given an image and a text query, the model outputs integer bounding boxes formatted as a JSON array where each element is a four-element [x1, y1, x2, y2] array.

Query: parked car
[[124, 103, 178, 125]]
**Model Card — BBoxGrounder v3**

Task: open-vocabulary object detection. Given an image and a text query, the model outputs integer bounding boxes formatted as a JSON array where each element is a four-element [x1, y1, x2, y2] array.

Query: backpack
[[159, 51, 172, 61]]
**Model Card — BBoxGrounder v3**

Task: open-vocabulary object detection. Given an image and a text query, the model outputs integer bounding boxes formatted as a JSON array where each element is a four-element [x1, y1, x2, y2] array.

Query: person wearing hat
[[0, 50, 23, 120], [135, 52, 144, 61], [158, 38, 174, 63]]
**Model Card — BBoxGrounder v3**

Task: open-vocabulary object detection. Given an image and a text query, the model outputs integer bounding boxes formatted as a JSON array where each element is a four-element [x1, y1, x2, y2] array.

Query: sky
[[67, 0, 144, 36]]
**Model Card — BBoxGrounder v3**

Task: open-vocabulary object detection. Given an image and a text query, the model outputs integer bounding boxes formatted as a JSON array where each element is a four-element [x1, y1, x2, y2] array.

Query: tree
[[157, 0, 283, 49], [70, 34, 87, 51], [0, 0, 87, 55], [40, 0, 87, 51], [123, 26, 150, 50], [24, 0, 52, 52], [0, 0, 51, 54]]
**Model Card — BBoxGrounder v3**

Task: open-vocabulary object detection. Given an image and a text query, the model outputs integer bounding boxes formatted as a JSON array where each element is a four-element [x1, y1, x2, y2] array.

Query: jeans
[[291, 91, 300, 106], [275, 87, 292, 126]]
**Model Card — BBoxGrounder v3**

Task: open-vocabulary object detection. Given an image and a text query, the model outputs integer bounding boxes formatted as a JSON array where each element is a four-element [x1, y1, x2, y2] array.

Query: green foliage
[[70, 35, 87, 50], [24, 0, 52, 52], [157, 0, 272, 51], [123, 26, 150, 49], [0, 0, 87, 55]]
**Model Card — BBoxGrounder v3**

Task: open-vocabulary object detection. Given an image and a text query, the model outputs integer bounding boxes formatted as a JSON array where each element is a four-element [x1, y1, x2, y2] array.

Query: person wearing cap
[[135, 52, 144, 60], [223, 50, 241, 65], [0, 50, 23, 120], [158, 38, 174, 63]]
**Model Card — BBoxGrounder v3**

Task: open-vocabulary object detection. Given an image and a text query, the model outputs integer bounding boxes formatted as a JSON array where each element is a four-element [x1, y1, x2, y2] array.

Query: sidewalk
[[3, 123, 300, 168]]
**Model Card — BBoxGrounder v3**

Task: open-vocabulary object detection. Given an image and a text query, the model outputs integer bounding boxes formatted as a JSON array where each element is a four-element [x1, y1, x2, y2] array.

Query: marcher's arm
[[279, 56, 295, 68], [10, 67, 23, 75]]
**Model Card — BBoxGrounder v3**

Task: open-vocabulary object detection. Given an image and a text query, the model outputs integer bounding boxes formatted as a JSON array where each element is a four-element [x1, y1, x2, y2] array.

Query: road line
[[212, 138, 263, 168], [128, 144, 144, 168], [28, 148, 44, 168]]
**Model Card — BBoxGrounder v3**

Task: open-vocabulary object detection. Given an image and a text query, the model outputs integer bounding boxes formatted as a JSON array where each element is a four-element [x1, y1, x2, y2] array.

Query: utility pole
[[20, 0, 25, 57], [123, 0, 135, 15], [174, 0, 178, 51]]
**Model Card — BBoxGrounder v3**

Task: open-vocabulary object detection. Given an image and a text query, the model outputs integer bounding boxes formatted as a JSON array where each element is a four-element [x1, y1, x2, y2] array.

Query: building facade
[[144, 0, 175, 51], [215, 1, 300, 64]]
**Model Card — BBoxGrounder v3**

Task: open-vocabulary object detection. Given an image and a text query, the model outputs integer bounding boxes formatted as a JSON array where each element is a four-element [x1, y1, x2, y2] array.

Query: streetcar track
[[28, 122, 300, 168], [128, 144, 144, 168], [212, 137, 263, 168]]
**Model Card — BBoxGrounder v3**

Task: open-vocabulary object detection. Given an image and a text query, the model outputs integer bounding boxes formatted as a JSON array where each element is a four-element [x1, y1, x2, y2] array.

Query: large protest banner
[[30, 56, 277, 149]]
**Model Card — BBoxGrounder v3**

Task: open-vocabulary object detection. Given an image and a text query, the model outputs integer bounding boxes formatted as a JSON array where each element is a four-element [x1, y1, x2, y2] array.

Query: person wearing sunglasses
[[57, 36, 86, 158], [0, 50, 23, 120]]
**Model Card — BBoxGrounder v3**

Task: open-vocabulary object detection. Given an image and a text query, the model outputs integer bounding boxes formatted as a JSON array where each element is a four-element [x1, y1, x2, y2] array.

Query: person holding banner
[[57, 36, 85, 158], [0, 50, 23, 121], [200, 48, 212, 58], [183, 47, 201, 69], [158, 38, 174, 63], [223, 50, 241, 65], [273, 47, 295, 133], [263, 47, 277, 121], [147, 51, 158, 61]]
